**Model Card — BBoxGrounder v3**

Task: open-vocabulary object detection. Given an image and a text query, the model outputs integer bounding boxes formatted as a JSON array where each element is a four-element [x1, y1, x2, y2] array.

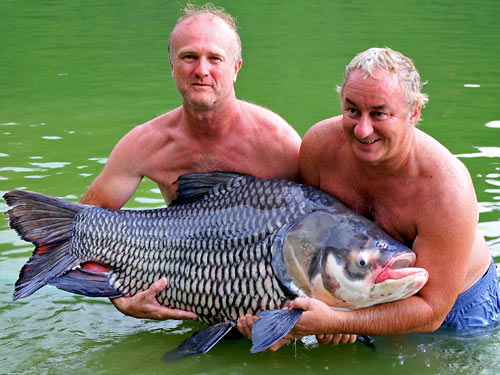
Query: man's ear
[[409, 105, 421, 126], [233, 59, 243, 83]]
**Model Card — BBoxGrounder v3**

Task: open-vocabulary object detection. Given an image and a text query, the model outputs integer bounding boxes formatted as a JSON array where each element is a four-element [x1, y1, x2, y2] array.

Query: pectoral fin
[[162, 321, 236, 362], [250, 309, 303, 353], [357, 335, 375, 349]]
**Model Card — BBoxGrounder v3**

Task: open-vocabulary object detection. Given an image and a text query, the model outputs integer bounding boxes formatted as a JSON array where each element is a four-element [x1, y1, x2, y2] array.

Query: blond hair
[[338, 47, 429, 121], [168, 3, 242, 63]]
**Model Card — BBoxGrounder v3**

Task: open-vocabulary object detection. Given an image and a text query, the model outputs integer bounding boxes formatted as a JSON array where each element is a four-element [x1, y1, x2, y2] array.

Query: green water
[[1, 0, 500, 374]]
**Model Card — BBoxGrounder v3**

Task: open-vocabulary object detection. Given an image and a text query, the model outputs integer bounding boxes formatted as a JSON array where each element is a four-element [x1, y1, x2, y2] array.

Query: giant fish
[[3, 172, 428, 359]]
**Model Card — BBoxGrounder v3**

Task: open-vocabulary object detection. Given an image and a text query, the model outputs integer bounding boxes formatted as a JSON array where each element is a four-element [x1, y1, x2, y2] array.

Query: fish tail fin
[[3, 190, 85, 300]]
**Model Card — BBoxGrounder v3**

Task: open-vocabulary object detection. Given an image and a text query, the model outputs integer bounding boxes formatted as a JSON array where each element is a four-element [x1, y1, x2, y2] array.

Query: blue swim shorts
[[440, 259, 500, 331]]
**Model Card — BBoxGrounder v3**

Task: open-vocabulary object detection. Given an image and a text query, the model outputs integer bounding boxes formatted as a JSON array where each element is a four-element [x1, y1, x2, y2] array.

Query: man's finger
[[237, 314, 257, 340], [158, 307, 197, 320], [268, 333, 298, 351], [148, 277, 168, 295], [289, 297, 310, 310]]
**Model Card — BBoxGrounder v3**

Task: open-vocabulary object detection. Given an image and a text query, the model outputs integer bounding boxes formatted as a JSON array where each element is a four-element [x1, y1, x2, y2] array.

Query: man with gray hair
[[80, 3, 301, 321], [244, 47, 500, 349]]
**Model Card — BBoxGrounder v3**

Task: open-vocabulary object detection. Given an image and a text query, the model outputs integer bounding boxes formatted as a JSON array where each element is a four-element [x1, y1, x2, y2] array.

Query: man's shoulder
[[309, 115, 343, 132], [146, 107, 183, 129], [130, 107, 182, 136], [117, 107, 182, 150], [239, 100, 290, 127], [303, 115, 343, 147], [414, 130, 476, 207], [417, 130, 469, 177], [238, 100, 301, 142]]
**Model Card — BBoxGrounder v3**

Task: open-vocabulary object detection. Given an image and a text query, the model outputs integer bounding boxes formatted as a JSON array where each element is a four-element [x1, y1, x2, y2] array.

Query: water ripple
[[29, 162, 71, 169], [485, 121, 500, 128], [456, 147, 500, 158]]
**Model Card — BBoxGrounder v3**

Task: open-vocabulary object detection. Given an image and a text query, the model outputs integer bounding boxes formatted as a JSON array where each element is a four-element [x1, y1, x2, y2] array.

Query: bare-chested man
[[263, 47, 500, 347], [80, 4, 301, 321]]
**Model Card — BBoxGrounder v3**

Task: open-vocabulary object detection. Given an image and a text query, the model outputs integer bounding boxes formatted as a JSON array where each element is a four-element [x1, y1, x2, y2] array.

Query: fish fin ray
[[357, 335, 376, 349], [250, 309, 303, 353], [4, 190, 85, 300], [173, 172, 250, 203], [162, 321, 236, 361], [47, 262, 123, 298]]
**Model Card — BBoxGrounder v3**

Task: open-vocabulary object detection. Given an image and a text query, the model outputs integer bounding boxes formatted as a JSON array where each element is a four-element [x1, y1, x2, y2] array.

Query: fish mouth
[[375, 253, 417, 284]]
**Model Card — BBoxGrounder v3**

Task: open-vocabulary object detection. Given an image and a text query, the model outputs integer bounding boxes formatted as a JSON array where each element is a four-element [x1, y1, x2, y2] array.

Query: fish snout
[[374, 252, 420, 284]]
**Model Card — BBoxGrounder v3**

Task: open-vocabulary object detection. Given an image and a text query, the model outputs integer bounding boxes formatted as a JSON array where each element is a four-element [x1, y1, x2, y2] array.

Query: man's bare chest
[[147, 141, 274, 194], [322, 180, 417, 246]]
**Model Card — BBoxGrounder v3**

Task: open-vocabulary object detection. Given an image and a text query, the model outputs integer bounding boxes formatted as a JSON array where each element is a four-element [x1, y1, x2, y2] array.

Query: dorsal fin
[[172, 171, 251, 204]]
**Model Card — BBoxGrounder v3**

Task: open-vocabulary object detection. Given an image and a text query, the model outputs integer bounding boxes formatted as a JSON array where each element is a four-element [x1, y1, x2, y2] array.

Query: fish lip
[[374, 252, 416, 284]]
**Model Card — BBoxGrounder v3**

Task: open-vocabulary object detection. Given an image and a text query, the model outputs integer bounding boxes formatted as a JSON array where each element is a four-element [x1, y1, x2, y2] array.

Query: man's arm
[[80, 126, 197, 321], [266, 122, 480, 349], [79, 126, 147, 208], [299, 124, 323, 188], [282, 165, 479, 341]]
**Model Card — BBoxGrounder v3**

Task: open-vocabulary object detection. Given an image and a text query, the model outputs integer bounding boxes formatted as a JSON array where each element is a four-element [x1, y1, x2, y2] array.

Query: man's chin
[[352, 146, 384, 163], [185, 96, 218, 110]]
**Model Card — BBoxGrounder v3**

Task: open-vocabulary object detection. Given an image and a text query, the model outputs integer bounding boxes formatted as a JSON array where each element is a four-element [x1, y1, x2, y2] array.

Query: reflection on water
[[485, 121, 500, 129], [1, 0, 500, 374], [456, 147, 500, 158]]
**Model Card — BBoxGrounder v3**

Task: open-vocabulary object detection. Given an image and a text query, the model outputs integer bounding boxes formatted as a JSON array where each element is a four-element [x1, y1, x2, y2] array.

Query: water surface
[[1, 0, 500, 374]]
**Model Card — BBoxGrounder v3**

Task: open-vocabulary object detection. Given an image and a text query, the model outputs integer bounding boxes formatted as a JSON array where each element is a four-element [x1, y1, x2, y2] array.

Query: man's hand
[[237, 313, 294, 351], [237, 313, 259, 340], [110, 278, 198, 320], [287, 297, 346, 336], [316, 333, 357, 346], [237, 300, 357, 351]]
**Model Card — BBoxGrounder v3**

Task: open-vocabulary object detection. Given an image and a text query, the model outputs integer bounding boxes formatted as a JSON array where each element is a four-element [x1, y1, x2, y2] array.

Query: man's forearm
[[333, 297, 440, 335], [291, 296, 443, 337]]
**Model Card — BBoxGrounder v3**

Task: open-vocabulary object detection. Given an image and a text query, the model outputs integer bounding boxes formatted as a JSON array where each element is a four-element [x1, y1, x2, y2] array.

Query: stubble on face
[[169, 15, 240, 111]]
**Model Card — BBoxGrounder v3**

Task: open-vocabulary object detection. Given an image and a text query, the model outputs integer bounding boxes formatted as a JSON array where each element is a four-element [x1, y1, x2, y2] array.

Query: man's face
[[341, 68, 420, 165], [169, 15, 242, 110]]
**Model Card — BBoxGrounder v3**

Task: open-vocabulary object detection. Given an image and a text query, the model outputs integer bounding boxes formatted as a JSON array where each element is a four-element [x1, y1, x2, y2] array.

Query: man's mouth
[[358, 139, 379, 145]]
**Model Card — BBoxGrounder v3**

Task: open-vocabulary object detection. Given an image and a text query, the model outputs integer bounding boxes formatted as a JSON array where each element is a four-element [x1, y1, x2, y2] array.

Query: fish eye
[[376, 241, 387, 249], [357, 255, 368, 268]]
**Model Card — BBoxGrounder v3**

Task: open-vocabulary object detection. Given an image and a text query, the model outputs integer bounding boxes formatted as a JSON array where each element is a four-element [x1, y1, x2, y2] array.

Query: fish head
[[281, 211, 428, 309]]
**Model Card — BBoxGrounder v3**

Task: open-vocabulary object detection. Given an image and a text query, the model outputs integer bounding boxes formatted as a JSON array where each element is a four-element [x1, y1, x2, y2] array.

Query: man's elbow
[[424, 318, 445, 332], [419, 310, 448, 332]]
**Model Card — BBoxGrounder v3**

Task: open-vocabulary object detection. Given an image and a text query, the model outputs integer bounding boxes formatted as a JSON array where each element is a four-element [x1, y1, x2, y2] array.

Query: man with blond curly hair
[[258, 47, 499, 349]]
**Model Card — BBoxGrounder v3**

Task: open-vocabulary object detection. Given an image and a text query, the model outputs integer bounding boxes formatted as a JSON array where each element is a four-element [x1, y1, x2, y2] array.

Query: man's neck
[[182, 96, 241, 138]]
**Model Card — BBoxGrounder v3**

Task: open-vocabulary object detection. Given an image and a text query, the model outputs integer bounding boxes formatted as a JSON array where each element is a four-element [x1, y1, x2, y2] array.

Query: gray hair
[[167, 3, 242, 64], [337, 47, 429, 121]]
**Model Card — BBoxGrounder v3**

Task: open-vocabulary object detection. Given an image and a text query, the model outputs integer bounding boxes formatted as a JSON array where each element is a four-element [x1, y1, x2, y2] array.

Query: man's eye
[[375, 112, 388, 118]]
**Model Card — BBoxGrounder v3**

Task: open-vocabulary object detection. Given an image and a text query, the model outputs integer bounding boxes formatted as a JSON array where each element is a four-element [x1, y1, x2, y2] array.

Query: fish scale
[[4, 171, 428, 358], [67, 177, 302, 325]]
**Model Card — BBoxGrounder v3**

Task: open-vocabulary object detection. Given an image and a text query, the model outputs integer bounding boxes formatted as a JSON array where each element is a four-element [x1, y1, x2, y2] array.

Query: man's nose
[[354, 113, 373, 139], [194, 57, 209, 76]]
